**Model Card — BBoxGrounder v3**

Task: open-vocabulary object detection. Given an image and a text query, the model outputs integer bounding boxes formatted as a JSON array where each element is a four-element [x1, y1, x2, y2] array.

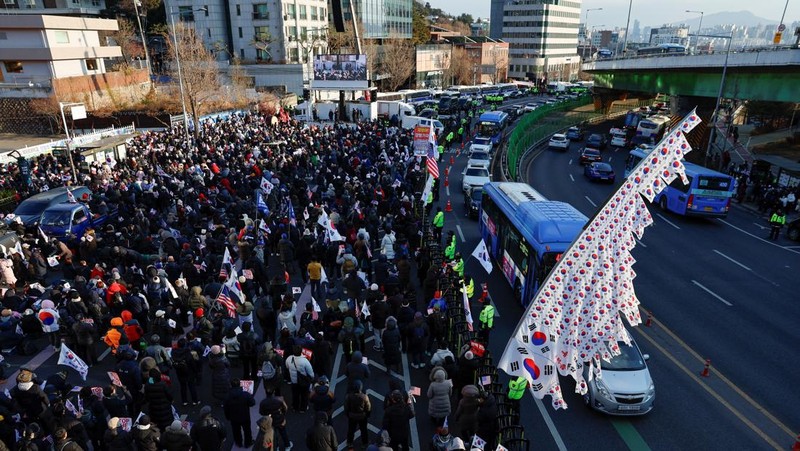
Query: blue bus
[[479, 182, 588, 307], [476, 111, 509, 146], [655, 162, 735, 218], [626, 148, 735, 217]]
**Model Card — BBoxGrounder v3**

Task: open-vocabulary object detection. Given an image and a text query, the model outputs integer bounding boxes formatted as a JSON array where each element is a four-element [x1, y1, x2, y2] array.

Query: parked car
[[523, 104, 539, 113], [579, 147, 602, 165], [462, 165, 491, 193], [786, 217, 800, 241], [0, 230, 21, 258], [583, 340, 655, 416], [467, 151, 491, 169], [566, 126, 585, 141], [9, 186, 92, 227], [418, 108, 439, 119], [39, 202, 115, 241], [548, 133, 569, 151], [464, 186, 483, 219], [586, 133, 608, 150], [584, 162, 616, 183]]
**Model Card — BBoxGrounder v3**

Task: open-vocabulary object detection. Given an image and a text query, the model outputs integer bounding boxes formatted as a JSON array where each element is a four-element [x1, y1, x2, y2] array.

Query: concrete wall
[[53, 68, 150, 109]]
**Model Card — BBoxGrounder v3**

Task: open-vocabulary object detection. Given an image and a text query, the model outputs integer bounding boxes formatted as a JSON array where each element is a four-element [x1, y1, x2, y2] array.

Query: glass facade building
[[340, 0, 412, 39]]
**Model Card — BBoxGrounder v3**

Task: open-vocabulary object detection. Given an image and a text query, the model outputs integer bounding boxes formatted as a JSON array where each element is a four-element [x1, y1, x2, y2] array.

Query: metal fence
[[0, 125, 136, 165]]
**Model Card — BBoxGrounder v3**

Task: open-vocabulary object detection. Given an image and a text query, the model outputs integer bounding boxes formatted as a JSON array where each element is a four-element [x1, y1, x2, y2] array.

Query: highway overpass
[[582, 47, 800, 103]]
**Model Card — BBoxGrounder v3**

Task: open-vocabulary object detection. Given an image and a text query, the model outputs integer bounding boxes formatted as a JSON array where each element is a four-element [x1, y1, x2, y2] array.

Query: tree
[[442, 46, 472, 86], [745, 101, 795, 131], [250, 30, 276, 62], [378, 38, 415, 91], [112, 19, 145, 67], [490, 48, 508, 84], [166, 23, 220, 137], [228, 58, 252, 107], [411, 2, 430, 45], [456, 13, 474, 25]]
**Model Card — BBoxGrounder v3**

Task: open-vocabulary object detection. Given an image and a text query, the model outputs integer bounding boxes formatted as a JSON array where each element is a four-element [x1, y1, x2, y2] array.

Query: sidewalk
[[709, 111, 794, 167]]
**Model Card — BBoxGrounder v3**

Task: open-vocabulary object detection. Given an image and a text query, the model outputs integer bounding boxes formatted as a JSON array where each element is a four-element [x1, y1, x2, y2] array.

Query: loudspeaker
[[331, 0, 345, 33]]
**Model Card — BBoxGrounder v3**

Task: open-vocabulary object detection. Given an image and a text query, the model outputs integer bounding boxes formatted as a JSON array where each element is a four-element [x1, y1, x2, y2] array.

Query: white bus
[[635, 115, 671, 139], [445, 85, 482, 98]]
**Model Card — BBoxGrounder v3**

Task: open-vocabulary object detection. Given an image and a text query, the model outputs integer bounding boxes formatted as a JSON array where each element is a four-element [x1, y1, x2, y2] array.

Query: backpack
[[261, 359, 279, 380], [341, 331, 359, 355], [413, 325, 425, 339]]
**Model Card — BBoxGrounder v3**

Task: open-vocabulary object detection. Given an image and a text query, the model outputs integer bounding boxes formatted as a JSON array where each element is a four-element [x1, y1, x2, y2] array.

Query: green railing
[[506, 97, 595, 180]]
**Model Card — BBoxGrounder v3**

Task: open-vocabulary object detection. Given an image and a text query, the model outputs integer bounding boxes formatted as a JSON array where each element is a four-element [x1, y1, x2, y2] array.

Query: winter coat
[[453, 394, 481, 439], [252, 415, 275, 451], [160, 427, 193, 451], [10, 383, 49, 420], [370, 300, 390, 329], [476, 393, 500, 444], [381, 318, 402, 366], [285, 354, 314, 385], [344, 392, 371, 421], [382, 399, 414, 445], [305, 414, 337, 451], [0, 258, 16, 286], [209, 354, 232, 401], [143, 380, 174, 430], [104, 427, 135, 451], [427, 368, 453, 419], [190, 415, 227, 451], [131, 424, 161, 451], [187, 287, 206, 311], [223, 387, 255, 424], [380, 233, 396, 260]]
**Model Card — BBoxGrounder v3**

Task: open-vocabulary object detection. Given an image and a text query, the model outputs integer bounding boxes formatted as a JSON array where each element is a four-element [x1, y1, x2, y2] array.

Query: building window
[[285, 3, 295, 19], [254, 26, 269, 40], [54, 30, 70, 43], [208, 29, 211, 37], [3, 61, 23, 73], [310, 6, 317, 20], [236, 4, 240, 15], [289, 47, 299, 62], [299, 4, 306, 19], [178, 6, 195, 21], [252, 3, 268, 20], [238, 27, 243, 38], [85, 59, 98, 70], [300, 26, 307, 39], [240, 48, 245, 58], [287, 26, 297, 38], [204, 6, 209, 16]]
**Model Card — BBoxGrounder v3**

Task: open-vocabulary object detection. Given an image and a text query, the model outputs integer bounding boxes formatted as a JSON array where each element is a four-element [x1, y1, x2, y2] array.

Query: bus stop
[[73, 134, 135, 169], [752, 155, 800, 187]]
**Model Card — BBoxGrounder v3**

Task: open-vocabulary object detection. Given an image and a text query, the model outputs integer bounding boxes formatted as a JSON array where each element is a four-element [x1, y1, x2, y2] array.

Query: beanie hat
[[108, 417, 120, 429], [138, 415, 151, 426], [199, 405, 212, 417], [16, 369, 33, 383], [370, 283, 378, 291], [464, 351, 474, 360], [155, 310, 165, 317], [195, 308, 204, 318], [168, 420, 183, 431]]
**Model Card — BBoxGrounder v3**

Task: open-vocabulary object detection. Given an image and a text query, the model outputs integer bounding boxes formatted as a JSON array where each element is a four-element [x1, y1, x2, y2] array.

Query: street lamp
[[584, 8, 602, 43], [686, 10, 704, 52], [58, 102, 84, 184], [167, 4, 207, 151], [132, 0, 152, 77], [699, 32, 734, 163], [621, 0, 633, 56]]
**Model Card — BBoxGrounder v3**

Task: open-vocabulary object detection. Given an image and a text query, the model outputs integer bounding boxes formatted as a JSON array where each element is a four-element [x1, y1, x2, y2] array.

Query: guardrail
[[0, 125, 136, 165]]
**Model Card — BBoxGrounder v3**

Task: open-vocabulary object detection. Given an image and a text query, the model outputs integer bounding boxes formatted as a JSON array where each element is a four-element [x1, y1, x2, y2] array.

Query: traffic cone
[[645, 311, 652, 327], [480, 283, 489, 302], [445, 200, 452, 212], [450, 155, 455, 165], [700, 359, 711, 377], [445, 167, 449, 178], [444, 176, 449, 188], [792, 434, 800, 451]]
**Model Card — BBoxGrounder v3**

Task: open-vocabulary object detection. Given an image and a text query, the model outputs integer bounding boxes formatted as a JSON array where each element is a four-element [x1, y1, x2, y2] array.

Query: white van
[[401, 116, 444, 135]]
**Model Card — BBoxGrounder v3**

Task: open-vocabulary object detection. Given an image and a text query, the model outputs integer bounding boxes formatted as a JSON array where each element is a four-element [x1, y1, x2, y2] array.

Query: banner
[[413, 125, 432, 156], [58, 344, 89, 380]]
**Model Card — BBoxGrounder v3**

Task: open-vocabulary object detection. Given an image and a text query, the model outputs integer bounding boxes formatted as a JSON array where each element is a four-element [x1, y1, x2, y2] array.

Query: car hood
[[600, 369, 651, 394], [15, 214, 40, 226]]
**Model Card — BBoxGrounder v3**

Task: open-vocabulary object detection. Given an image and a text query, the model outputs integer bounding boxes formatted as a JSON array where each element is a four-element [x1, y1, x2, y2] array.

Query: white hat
[[155, 310, 165, 317]]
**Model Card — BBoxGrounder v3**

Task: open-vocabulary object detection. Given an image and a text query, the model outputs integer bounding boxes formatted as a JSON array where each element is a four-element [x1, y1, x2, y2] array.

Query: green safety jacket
[[447, 132, 454, 142], [433, 211, 444, 228], [770, 213, 786, 225], [508, 376, 527, 400], [438, 145, 444, 155], [479, 304, 494, 328], [461, 279, 474, 298], [444, 241, 456, 260], [452, 258, 464, 278], [458, 127, 464, 136]]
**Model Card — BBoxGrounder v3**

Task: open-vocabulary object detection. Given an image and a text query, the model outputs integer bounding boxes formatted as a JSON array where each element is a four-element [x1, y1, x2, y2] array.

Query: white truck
[[377, 101, 415, 121], [401, 116, 444, 135]]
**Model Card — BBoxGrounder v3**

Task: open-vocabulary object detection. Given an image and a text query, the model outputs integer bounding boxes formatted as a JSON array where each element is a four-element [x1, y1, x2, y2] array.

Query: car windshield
[[474, 138, 491, 146], [40, 210, 71, 226], [568, 128, 579, 133], [600, 342, 646, 371], [594, 163, 613, 171], [589, 134, 603, 142], [465, 168, 489, 177], [471, 152, 490, 161], [15, 200, 49, 215], [583, 149, 600, 156], [552, 135, 566, 141]]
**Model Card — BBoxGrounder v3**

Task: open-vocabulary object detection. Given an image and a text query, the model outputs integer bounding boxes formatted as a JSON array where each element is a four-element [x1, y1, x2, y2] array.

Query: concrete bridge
[[581, 47, 800, 103]]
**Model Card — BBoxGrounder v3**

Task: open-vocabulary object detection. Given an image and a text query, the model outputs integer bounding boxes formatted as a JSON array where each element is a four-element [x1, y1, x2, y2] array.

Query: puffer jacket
[[131, 424, 161, 451], [187, 287, 206, 311], [427, 366, 453, 419]]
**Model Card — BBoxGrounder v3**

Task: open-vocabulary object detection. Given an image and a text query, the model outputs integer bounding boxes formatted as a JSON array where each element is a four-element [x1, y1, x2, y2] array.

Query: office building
[[502, 0, 581, 81], [489, 0, 504, 39], [649, 25, 689, 46], [339, 0, 412, 39], [444, 35, 509, 85], [0, 0, 105, 17]]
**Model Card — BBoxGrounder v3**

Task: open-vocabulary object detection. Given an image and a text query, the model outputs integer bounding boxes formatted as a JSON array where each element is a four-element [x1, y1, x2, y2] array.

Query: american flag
[[426, 127, 439, 178], [215, 285, 237, 318]]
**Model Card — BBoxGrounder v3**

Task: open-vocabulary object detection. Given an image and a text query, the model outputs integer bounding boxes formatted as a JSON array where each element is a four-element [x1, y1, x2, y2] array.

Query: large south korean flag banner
[[498, 110, 702, 409]]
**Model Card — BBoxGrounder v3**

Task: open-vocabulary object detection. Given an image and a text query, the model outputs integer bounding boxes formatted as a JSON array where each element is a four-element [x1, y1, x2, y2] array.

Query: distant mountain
[[668, 10, 778, 29]]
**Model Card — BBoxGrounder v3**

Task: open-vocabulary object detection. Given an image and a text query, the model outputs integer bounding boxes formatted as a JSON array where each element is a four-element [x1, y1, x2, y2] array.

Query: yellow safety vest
[[508, 376, 527, 400], [452, 258, 464, 278], [479, 304, 494, 328], [462, 279, 474, 298], [445, 242, 456, 260], [433, 211, 444, 228]]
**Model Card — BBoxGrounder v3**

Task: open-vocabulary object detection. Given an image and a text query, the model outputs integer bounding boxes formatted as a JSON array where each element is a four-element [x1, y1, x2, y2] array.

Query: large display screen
[[312, 54, 368, 89]]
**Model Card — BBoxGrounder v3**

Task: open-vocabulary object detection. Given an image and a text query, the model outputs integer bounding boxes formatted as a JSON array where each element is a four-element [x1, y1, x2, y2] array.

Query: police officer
[[432, 207, 444, 242], [451, 253, 464, 279], [478, 298, 494, 342], [444, 231, 456, 261], [507, 376, 527, 409], [769, 209, 786, 240]]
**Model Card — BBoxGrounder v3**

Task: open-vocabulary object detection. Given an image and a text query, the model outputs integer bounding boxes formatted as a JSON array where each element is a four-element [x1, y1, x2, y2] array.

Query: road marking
[[402, 347, 421, 451], [713, 249, 752, 271], [365, 388, 386, 401], [569, 174, 575, 182], [635, 238, 647, 248], [534, 397, 568, 451], [446, 185, 450, 197], [0, 347, 55, 391], [585, 196, 597, 207], [656, 213, 681, 230], [691, 280, 733, 306], [456, 224, 465, 243], [752, 222, 768, 230], [608, 156, 613, 162], [634, 326, 787, 449], [568, 159, 572, 165], [97, 346, 112, 362], [718, 219, 800, 255], [611, 419, 651, 451], [329, 343, 344, 395]]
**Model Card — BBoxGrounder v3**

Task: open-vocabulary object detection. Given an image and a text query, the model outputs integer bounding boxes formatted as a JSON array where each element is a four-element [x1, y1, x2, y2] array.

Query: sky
[[422, 0, 799, 28]]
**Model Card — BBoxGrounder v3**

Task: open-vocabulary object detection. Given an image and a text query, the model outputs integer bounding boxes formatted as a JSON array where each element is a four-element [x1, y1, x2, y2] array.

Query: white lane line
[[535, 397, 568, 451], [608, 156, 613, 162], [713, 249, 752, 271], [752, 222, 768, 230], [97, 346, 112, 362], [635, 238, 647, 248], [656, 213, 681, 230], [456, 224, 466, 242], [569, 174, 575, 182], [691, 280, 733, 306], [568, 159, 573, 165], [585, 196, 597, 207], [718, 219, 800, 255], [446, 185, 450, 197]]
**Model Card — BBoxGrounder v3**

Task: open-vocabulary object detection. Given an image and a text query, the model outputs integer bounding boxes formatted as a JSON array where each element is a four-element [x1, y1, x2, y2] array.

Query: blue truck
[[38, 202, 114, 240]]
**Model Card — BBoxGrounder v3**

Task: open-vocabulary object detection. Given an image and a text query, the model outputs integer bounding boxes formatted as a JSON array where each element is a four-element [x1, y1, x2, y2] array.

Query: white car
[[583, 340, 655, 416], [523, 103, 539, 112], [467, 151, 491, 169], [610, 128, 628, 147], [548, 133, 569, 151], [469, 137, 493, 155], [462, 165, 491, 193]]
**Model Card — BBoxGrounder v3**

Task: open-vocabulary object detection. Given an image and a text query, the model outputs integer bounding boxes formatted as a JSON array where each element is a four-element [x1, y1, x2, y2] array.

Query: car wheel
[[788, 226, 800, 241], [659, 197, 668, 211]]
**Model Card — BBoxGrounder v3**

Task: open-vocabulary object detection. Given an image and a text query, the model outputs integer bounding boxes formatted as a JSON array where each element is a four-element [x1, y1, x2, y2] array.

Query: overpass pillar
[[672, 95, 717, 119]]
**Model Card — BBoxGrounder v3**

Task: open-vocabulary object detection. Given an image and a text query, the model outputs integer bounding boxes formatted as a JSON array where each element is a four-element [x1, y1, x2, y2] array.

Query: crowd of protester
[[0, 109, 505, 451]]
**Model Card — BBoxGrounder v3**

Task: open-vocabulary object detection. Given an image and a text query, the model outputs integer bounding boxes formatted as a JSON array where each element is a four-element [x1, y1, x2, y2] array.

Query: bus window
[[539, 252, 561, 285], [697, 176, 731, 191], [668, 176, 692, 193]]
